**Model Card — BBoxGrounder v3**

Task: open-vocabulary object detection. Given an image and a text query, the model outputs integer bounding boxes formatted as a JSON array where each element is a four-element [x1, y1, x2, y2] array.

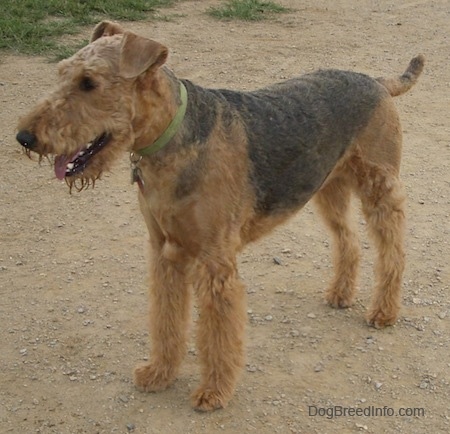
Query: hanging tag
[[131, 166, 142, 185], [130, 152, 145, 192]]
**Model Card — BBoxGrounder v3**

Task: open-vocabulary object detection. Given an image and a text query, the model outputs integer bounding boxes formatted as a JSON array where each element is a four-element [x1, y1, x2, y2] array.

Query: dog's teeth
[[79, 151, 85, 156], [87, 142, 93, 149], [66, 163, 74, 170]]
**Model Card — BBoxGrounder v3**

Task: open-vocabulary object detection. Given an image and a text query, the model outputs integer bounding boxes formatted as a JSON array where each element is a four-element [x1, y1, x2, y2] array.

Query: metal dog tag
[[130, 152, 144, 190], [131, 166, 142, 185]]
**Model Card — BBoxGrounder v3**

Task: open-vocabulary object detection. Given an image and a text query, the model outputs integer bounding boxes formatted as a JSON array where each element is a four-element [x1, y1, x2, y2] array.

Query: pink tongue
[[54, 152, 80, 180], [54, 155, 70, 180]]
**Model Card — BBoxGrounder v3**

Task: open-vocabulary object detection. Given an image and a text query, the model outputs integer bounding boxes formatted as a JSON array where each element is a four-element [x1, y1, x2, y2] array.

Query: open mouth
[[54, 133, 111, 180]]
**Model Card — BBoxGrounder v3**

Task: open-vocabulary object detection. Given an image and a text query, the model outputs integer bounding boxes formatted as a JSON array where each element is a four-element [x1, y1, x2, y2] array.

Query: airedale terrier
[[16, 21, 424, 411]]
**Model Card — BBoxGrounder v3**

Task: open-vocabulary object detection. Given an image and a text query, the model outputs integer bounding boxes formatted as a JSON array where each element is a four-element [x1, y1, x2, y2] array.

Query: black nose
[[16, 130, 37, 149]]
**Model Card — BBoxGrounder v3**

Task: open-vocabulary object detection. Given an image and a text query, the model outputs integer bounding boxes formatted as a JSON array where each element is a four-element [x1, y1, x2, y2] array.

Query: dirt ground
[[1, 1, 449, 433]]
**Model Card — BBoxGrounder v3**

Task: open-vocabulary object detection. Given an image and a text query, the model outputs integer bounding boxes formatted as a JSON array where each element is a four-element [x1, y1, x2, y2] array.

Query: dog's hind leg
[[350, 97, 406, 328], [357, 163, 406, 328], [314, 173, 361, 308]]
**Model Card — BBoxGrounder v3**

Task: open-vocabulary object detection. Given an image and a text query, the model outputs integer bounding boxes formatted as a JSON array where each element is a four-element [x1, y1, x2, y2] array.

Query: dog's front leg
[[134, 214, 192, 392], [191, 257, 247, 411]]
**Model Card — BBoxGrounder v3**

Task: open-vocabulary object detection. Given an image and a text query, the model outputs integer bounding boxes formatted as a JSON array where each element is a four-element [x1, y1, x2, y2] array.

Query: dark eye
[[80, 76, 96, 91]]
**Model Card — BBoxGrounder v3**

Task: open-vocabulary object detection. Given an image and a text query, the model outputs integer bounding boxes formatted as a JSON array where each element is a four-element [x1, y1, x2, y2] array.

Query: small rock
[[419, 381, 429, 389], [126, 423, 135, 432], [438, 311, 447, 319], [314, 363, 324, 372], [119, 395, 129, 403], [374, 382, 383, 390], [307, 313, 316, 319], [264, 315, 273, 321], [273, 257, 283, 265]]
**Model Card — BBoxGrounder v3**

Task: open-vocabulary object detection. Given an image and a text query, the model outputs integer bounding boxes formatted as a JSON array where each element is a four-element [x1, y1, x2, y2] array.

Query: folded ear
[[119, 32, 169, 79], [91, 21, 125, 42]]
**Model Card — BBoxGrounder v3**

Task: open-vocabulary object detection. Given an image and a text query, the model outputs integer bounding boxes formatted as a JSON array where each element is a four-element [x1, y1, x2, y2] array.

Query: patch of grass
[[0, 0, 178, 57], [208, 0, 289, 21]]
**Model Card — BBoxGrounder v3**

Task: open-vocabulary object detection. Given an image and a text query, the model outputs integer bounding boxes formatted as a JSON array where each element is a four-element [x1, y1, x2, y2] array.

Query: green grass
[[0, 0, 177, 58], [208, 0, 289, 21]]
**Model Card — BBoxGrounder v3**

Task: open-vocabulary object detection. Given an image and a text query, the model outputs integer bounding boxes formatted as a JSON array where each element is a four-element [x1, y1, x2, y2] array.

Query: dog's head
[[16, 21, 171, 191]]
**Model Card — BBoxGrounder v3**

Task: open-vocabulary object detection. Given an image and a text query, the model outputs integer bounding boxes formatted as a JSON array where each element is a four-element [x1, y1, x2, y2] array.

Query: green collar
[[136, 82, 188, 156]]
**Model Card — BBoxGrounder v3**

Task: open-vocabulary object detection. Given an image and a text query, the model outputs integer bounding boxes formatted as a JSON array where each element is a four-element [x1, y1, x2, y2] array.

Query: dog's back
[[183, 69, 389, 213], [232, 70, 386, 213]]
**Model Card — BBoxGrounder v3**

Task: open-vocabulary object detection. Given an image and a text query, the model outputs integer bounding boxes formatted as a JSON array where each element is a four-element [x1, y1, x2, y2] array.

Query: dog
[[16, 21, 424, 411]]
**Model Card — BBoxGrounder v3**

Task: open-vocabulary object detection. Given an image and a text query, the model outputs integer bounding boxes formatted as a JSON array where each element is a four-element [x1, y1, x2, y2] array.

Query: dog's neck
[[129, 72, 188, 193], [135, 81, 187, 156], [131, 69, 187, 157]]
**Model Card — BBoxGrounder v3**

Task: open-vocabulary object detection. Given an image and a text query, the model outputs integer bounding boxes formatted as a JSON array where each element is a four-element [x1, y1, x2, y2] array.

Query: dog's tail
[[376, 55, 425, 97]]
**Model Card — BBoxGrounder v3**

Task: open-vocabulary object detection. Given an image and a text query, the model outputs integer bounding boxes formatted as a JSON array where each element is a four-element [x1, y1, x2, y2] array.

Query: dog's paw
[[366, 308, 398, 329], [133, 363, 175, 392], [191, 387, 228, 412], [325, 290, 354, 309]]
